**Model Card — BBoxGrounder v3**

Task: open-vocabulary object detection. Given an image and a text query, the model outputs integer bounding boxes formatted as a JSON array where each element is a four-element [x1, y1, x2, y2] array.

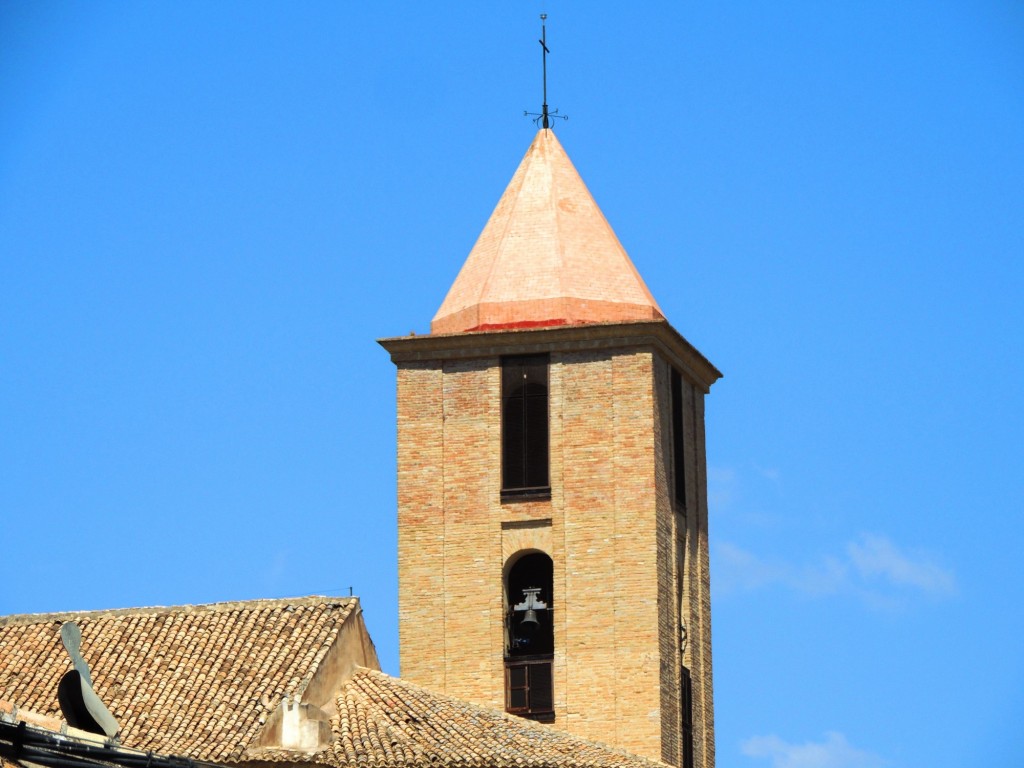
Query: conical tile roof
[[431, 129, 664, 334]]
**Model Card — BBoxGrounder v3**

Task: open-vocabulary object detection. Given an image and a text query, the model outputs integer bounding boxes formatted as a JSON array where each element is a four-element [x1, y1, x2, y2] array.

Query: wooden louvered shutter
[[504, 659, 554, 721], [502, 355, 549, 494], [506, 664, 529, 712], [528, 660, 553, 713]]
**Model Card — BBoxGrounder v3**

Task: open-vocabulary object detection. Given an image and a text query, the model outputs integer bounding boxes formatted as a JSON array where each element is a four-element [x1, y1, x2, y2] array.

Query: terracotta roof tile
[[2, 603, 669, 768], [0, 597, 358, 763], [432, 129, 664, 335], [326, 669, 668, 768]]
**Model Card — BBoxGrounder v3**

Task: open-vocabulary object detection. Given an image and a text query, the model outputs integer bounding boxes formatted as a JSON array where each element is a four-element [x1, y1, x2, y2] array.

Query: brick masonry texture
[[392, 327, 716, 768]]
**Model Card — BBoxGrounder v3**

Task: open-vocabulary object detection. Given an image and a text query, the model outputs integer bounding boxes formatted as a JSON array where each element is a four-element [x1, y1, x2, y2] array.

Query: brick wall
[[391, 328, 715, 768]]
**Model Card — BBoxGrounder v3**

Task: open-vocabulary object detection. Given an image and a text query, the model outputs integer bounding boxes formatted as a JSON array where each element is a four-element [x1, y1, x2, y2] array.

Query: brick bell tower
[[380, 129, 721, 768]]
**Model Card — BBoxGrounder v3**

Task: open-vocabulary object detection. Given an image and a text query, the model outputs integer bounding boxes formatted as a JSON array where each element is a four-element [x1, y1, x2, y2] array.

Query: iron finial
[[525, 13, 567, 129]]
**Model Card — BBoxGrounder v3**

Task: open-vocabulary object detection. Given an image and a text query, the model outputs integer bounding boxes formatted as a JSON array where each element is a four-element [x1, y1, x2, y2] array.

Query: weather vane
[[525, 14, 568, 128]]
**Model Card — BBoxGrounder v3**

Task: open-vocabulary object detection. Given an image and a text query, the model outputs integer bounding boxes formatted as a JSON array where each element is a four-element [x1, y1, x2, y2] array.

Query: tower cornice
[[379, 319, 722, 393]]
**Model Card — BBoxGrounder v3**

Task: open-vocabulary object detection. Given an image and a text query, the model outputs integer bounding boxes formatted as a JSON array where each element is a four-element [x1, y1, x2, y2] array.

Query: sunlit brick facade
[[381, 130, 721, 768]]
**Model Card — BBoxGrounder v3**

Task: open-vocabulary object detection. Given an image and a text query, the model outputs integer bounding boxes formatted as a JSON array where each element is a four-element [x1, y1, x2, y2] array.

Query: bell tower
[[380, 129, 721, 768]]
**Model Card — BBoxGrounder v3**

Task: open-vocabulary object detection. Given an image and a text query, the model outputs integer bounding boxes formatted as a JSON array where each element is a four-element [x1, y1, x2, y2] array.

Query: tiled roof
[[327, 669, 668, 768], [431, 129, 664, 335], [0, 597, 358, 763], [1, 601, 668, 768]]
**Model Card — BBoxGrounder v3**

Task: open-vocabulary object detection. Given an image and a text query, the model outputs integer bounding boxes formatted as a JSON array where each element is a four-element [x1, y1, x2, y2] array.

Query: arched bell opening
[[503, 550, 554, 721]]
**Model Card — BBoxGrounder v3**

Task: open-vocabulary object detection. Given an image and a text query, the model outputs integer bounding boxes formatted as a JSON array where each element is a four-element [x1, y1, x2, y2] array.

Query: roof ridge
[[477, 133, 535, 322], [0, 595, 357, 627]]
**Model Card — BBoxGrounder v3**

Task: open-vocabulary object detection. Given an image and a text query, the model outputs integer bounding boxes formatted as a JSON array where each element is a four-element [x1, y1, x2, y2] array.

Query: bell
[[520, 609, 539, 634]]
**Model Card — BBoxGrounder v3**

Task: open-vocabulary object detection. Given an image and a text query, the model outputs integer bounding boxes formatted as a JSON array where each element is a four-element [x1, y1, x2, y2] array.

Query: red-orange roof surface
[[0, 600, 669, 768], [431, 130, 663, 334], [0, 597, 358, 762]]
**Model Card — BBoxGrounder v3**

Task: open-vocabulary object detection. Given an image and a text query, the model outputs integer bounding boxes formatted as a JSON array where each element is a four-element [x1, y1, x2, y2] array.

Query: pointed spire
[[431, 130, 664, 334]]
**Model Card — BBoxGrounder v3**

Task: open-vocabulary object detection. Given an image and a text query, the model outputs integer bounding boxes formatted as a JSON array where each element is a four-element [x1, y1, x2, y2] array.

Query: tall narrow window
[[671, 368, 687, 506], [502, 355, 549, 495], [681, 665, 694, 768], [504, 552, 554, 721]]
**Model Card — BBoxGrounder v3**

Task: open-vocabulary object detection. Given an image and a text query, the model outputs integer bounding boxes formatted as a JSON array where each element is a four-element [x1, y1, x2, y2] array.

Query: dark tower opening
[[671, 367, 687, 507], [504, 551, 554, 721], [501, 355, 550, 496]]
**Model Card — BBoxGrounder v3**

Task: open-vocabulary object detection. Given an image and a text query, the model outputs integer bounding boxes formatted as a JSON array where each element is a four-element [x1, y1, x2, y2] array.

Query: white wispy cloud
[[846, 534, 956, 597], [714, 542, 790, 591], [715, 542, 847, 596], [741, 731, 887, 768], [715, 534, 956, 604]]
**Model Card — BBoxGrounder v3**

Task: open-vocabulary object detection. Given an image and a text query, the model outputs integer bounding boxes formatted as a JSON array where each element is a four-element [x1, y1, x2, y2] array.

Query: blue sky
[[1, 3, 1021, 767]]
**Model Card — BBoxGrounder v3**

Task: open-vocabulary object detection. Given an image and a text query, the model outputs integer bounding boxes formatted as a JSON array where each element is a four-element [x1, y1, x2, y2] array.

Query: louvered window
[[505, 658, 554, 721], [501, 355, 550, 496]]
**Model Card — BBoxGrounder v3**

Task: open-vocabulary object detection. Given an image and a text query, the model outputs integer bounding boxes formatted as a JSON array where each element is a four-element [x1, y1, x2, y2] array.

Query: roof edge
[[380, 320, 722, 392], [0, 596, 358, 628], [0, 701, 110, 746]]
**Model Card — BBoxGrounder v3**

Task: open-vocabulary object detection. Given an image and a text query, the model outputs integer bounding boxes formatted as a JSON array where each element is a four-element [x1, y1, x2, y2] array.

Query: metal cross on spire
[[540, 15, 551, 128], [525, 14, 567, 129]]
